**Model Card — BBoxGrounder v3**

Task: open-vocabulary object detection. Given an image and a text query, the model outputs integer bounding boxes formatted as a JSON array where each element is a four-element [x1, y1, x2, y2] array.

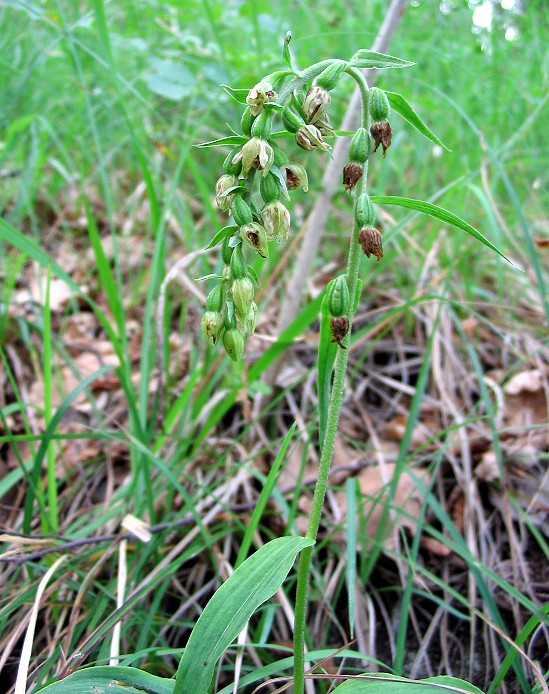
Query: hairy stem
[[292, 70, 371, 694]]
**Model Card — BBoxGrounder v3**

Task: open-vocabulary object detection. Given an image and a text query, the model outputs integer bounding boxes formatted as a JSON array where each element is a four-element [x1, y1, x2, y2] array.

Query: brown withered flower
[[342, 162, 363, 192], [358, 226, 383, 260], [330, 316, 350, 349], [370, 121, 393, 157]]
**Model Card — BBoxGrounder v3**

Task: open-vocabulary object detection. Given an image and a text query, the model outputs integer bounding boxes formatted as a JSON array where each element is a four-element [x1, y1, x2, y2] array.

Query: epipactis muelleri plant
[[195, 33, 508, 694]]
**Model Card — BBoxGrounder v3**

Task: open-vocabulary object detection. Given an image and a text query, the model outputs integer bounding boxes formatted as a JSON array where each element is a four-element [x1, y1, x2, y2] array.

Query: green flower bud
[[261, 200, 290, 244], [327, 275, 350, 317], [223, 146, 243, 176], [302, 85, 331, 124], [247, 301, 258, 334], [241, 108, 254, 136], [295, 124, 331, 152], [215, 174, 239, 213], [251, 109, 273, 140], [232, 196, 253, 227], [260, 172, 281, 203], [282, 105, 306, 134], [229, 244, 248, 279], [283, 163, 308, 192], [201, 310, 223, 347], [223, 328, 245, 362], [314, 60, 347, 91], [241, 137, 274, 177], [206, 284, 224, 312], [354, 193, 375, 227], [369, 87, 390, 123], [246, 80, 277, 116], [232, 277, 254, 321], [240, 222, 269, 258], [348, 127, 372, 164], [221, 236, 234, 265]]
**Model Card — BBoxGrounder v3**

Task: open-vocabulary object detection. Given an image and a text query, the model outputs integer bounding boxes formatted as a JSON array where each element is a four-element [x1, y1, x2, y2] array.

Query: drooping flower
[[241, 137, 274, 177], [246, 81, 277, 116], [261, 201, 291, 244], [295, 124, 331, 152]]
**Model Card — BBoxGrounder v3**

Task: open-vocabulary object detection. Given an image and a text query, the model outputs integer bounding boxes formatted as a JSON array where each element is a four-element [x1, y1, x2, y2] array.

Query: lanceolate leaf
[[221, 84, 249, 104], [173, 536, 315, 694], [38, 665, 174, 693], [369, 195, 514, 265], [206, 225, 238, 249], [332, 673, 484, 693], [350, 50, 415, 70], [282, 31, 299, 73], [385, 91, 449, 150], [195, 135, 247, 148]]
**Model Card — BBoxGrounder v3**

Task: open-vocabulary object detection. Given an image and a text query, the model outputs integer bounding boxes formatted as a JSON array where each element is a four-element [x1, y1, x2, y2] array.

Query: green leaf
[[194, 273, 226, 281], [221, 84, 249, 104], [263, 102, 285, 112], [385, 91, 449, 150], [37, 665, 174, 693], [173, 536, 314, 694], [246, 264, 260, 286], [332, 673, 484, 693], [217, 185, 246, 199], [317, 288, 338, 448], [282, 31, 298, 73], [369, 195, 515, 265], [206, 225, 238, 249], [349, 50, 415, 70], [195, 135, 248, 148]]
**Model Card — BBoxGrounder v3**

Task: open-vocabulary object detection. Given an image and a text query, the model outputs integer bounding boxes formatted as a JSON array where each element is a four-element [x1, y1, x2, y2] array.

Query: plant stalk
[[293, 69, 370, 694]]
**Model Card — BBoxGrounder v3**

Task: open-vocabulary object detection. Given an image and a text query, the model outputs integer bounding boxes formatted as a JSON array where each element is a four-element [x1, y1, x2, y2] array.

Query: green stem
[[292, 68, 371, 694], [277, 60, 338, 103]]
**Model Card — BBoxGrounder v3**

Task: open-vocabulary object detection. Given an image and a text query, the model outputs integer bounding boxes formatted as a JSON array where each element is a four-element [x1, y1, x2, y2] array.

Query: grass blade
[[235, 421, 299, 568]]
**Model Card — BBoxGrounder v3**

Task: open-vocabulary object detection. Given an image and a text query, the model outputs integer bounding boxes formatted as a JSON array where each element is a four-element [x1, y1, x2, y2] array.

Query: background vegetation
[[0, 0, 548, 692]]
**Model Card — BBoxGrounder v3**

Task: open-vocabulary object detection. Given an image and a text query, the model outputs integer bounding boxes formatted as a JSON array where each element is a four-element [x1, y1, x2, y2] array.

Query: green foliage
[[173, 536, 314, 694]]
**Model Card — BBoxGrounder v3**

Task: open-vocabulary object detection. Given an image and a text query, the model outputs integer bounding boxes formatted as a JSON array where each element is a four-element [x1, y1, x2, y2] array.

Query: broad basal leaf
[[38, 665, 174, 694], [332, 673, 484, 694], [173, 536, 314, 694]]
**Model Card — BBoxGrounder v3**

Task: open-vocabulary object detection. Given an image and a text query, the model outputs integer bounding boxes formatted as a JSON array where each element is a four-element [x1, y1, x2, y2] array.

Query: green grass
[[0, 0, 548, 692]]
